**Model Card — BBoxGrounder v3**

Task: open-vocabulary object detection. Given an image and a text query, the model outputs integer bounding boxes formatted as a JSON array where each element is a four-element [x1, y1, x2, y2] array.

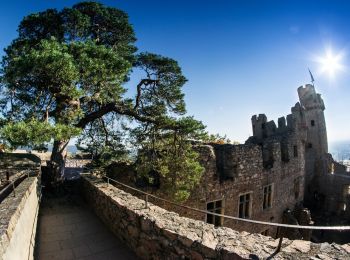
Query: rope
[[100, 174, 350, 231]]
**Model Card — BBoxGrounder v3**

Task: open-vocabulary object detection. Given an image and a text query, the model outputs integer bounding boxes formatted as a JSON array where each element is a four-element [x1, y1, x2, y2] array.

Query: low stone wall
[[0, 177, 40, 260], [65, 159, 91, 168], [81, 174, 350, 259]]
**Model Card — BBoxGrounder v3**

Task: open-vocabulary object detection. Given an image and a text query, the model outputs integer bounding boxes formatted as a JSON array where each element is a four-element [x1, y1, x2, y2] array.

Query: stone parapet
[[81, 174, 350, 259], [0, 176, 40, 260], [65, 159, 91, 168]]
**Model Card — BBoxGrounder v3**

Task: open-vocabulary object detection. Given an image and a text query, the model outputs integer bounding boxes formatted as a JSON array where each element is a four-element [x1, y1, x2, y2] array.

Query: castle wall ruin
[[81, 174, 350, 259], [106, 83, 350, 242], [107, 110, 311, 238]]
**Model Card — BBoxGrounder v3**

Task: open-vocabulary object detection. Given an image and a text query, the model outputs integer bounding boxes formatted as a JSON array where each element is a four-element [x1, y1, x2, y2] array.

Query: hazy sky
[[1, 0, 350, 144]]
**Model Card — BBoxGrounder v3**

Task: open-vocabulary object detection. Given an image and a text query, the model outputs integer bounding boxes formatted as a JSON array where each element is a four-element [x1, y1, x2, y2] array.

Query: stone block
[[80, 175, 350, 260]]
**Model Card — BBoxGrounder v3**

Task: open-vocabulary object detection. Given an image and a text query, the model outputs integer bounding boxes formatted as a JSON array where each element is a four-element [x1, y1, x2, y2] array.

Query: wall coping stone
[[81, 174, 350, 259], [0, 177, 38, 257]]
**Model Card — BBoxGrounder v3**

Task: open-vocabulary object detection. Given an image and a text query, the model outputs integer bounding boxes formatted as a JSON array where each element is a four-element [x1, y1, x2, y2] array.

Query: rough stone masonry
[[106, 84, 350, 242], [81, 174, 350, 259]]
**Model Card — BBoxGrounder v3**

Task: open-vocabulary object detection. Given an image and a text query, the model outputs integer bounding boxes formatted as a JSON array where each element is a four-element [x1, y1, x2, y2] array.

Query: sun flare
[[317, 48, 344, 78]]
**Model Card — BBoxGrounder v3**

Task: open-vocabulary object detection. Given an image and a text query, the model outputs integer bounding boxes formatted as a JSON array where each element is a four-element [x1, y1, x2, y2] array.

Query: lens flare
[[315, 47, 345, 78]]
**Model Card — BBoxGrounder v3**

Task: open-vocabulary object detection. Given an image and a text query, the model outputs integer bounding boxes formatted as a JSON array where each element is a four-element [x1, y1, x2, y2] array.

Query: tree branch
[[100, 117, 110, 146], [134, 79, 158, 110], [75, 101, 176, 130]]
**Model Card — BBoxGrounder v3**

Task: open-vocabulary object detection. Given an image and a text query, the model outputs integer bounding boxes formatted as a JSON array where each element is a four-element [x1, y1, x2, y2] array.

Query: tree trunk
[[49, 140, 69, 185]]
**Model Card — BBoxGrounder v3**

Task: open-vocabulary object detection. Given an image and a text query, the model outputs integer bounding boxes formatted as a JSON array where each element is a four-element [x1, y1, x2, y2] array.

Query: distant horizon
[[14, 135, 350, 161]]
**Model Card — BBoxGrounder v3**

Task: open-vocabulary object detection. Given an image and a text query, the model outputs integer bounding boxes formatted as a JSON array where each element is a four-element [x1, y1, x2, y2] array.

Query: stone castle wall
[[105, 83, 349, 240], [0, 153, 41, 187], [152, 99, 310, 237], [106, 109, 309, 238], [297, 85, 350, 219], [106, 136, 308, 238], [81, 174, 350, 259], [171, 139, 307, 237], [0, 176, 40, 260], [316, 167, 350, 216], [297, 84, 330, 206], [65, 159, 91, 168], [298, 85, 328, 155]]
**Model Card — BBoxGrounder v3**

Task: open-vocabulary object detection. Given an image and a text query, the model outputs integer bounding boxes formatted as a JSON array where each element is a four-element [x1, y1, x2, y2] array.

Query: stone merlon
[[298, 84, 325, 110]]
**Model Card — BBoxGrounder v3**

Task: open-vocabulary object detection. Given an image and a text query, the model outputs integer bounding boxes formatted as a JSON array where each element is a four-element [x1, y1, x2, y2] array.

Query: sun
[[317, 48, 345, 78]]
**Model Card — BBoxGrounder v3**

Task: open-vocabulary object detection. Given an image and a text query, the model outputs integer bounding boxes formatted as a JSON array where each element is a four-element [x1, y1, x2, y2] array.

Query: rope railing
[[100, 174, 350, 231], [0, 167, 40, 260], [0, 167, 39, 170], [0, 171, 32, 198]]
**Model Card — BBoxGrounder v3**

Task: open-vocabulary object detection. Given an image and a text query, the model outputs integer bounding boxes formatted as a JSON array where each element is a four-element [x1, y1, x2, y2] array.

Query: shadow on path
[[35, 181, 137, 260]]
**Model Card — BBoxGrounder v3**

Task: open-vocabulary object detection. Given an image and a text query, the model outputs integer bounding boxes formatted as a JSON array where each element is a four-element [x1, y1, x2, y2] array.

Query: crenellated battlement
[[298, 84, 325, 110], [251, 114, 267, 123], [251, 101, 306, 142], [297, 84, 315, 98]]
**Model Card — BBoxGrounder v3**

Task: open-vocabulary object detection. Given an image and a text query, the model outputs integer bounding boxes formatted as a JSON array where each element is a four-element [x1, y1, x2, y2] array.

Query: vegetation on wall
[[204, 133, 240, 145]]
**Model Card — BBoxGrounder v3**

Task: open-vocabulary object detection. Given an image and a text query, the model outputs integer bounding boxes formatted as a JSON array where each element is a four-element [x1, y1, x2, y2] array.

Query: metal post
[[276, 236, 283, 252], [145, 194, 148, 209], [267, 227, 284, 259], [275, 226, 283, 253], [107, 177, 110, 186], [39, 185, 44, 202], [12, 182, 16, 197]]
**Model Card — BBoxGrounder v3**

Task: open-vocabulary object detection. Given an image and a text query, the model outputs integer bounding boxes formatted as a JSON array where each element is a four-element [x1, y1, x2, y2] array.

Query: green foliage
[[76, 115, 129, 166], [204, 133, 234, 144], [133, 118, 206, 202], [1, 38, 130, 123], [136, 137, 204, 202], [0, 1, 135, 161], [135, 53, 187, 115], [1, 119, 81, 149], [0, 1, 207, 197], [2, 120, 51, 147], [0, 2, 134, 125]]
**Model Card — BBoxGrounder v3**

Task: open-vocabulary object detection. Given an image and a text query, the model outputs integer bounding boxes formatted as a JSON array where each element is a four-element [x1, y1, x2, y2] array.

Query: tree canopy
[[0, 1, 206, 200]]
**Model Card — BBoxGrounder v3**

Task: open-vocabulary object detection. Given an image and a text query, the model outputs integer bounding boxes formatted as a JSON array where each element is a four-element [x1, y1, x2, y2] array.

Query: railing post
[[39, 185, 44, 202], [107, 177, 110, 186], [276, 235, 283, 252], [267, 227, 284, 259], [145, 194, 149, 209], [275, 226, 283, 253], [12, 182, 16, 197]]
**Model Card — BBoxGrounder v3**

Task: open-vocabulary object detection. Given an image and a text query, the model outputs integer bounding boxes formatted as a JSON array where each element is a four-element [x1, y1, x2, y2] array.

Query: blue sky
[[1, 0, 350, 145]]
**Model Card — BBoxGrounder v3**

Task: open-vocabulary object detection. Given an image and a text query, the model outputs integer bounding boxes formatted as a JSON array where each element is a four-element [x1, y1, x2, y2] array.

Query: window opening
[[239, 193, 252, 218], [263, 184, 273, 209], [206, 200, 224, 226]]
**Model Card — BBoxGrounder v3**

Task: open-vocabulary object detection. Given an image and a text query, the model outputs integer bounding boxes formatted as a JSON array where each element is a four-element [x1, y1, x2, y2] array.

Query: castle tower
[[298, 84, 328, 156], [298, 84, 328, 205], [251, 114, 267, 140]]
